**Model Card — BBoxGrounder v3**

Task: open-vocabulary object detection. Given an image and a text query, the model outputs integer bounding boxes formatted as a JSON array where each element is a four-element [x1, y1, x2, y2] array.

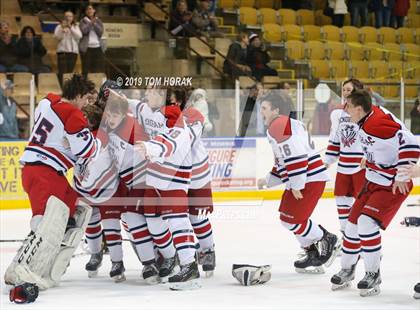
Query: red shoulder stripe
[[362, 106, 400, 139], [183, 107, 205, 125], [268, 116, 292, 143]]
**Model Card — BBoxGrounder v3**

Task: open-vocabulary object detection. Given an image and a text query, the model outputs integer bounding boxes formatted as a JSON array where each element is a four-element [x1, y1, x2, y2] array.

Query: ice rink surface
[[1, 196, 419, 310]]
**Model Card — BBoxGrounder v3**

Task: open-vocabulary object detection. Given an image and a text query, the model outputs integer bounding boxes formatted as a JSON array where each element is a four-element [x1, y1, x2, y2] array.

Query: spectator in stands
[[246, 33, 277, 81], [370, 0, 395, 28], [0, 80, 19, 140], [0, 21, 29, 73], [348, 0, 368, 27], [79, 4, 105, 77], [187, 88, 213, 135], [172, 0, 198, 12], [54, 11, 82, 85], [15, 26, 51, 74], [410, 96, 420, 134], [327, 0, 348, 27], [192, 0, 223, 38], [279, 82, 296, 119], [392, 0, 410, 28], [169, 0, 195, 37], [223, 32, 251, 80]]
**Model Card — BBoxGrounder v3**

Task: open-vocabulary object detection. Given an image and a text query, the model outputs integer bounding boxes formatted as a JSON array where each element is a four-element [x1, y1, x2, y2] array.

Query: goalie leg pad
[[4, 196, 69, 290], [50, 203, 92, 282]]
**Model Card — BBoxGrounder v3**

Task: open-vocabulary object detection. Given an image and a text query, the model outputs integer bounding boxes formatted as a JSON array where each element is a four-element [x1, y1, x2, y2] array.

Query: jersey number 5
[[31, 118, 54, 145]]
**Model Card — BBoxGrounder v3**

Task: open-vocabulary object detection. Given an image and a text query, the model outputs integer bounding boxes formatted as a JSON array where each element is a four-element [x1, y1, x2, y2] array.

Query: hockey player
[[136, 100, 200, 290], [257, 92, 339, 274], [325, 79, 366, 233], [330, 90, 420, 297], [74, 104, 130, 282], [170, 88, 216, 277], [103, 90, 160, 284], [5, 74, 99, 302]]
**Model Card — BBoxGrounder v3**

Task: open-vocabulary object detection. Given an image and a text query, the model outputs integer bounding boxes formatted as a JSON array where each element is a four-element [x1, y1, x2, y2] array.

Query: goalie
[[4, 75, 99, 303]]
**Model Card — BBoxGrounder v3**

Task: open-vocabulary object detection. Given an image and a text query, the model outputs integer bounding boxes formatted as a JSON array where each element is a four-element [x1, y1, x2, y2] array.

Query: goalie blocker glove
[[9, 283, 39, 304], [232, 264, 271, 286]]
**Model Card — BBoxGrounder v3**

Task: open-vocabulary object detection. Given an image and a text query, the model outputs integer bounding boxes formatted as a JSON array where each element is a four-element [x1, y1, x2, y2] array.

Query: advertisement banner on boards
[[0, 141, 27, 201], [203, 138, 256, 190]]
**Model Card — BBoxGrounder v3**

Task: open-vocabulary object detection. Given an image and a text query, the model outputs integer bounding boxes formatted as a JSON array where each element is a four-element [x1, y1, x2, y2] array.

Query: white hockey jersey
[[357, 105, 420, 186], [265, 116, 329, 190], [73, 129, 119, 204], [20, 93, 100, 173], [128, 99, 165, 139], [325, 108, 364, 174], [143, 110, 192, 193], [184, 107, 212, 189], [106, 116, 148, 190]]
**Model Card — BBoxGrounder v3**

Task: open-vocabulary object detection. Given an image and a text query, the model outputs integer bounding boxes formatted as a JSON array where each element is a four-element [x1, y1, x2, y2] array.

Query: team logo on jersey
[[341, 125, 357, 147], [360, 135, 375, 146]]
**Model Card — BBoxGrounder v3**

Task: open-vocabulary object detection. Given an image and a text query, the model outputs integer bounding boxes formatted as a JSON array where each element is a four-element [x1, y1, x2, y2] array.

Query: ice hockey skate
[[330, 263, 357, 291], [110, 261, 126, 283], [414, 283, 420, 299], [85, 252, 103, 278], [294, 244, 324, 274], [158, 256, 179, 283], [316, 226, 340, 267], [168, 261, 201, 290], [142, 261, 160, 285], [357, 270, 381, 297], [198, 248, 216, 277]]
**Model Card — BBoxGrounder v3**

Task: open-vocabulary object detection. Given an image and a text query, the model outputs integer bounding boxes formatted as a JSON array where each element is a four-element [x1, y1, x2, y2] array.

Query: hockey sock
[[102, 218, 123, 262], [281, 219, 323, 248], [341, 221, 361, 268], [85, 207, 102, 254], [120, 216, 131, 240], [166, 214, 196, 265], [358, 214, 381, 272], [189, 214, 214, 251], [145, 216, 176, 259], [336, 196, 354, 232], [123, 212, 155, 263]]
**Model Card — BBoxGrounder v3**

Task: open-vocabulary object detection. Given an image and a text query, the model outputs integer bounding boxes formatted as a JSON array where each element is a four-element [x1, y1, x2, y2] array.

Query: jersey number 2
[[31, 118, 54, 145]]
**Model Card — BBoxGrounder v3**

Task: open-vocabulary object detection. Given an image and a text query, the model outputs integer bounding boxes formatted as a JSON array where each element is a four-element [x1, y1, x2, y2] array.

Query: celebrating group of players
[[3, 73, 420, 303]]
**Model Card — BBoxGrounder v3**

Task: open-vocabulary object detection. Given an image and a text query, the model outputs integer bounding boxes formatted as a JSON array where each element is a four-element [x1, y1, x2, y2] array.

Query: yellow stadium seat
[[305, 40, 325, 60], [296, 9, 315, 25], [388, 61, 406, 79], [383, 43, 403, 61], [397, 27, 416, 44], [189, 37, 215, 59], [363, 42, 384, 61], [278, 9, 296, 25], [13, 72, 32, 96], [322, 25, 341, 42], [382, 79, 400, 98], [302, 25, 321, 41], [341, 26, 359, 42], [314, 9, 332, 26], [259, 8, 277, 24], [330, 60, 348, 79], [415, 28, 420, 44], [406, 14, 420, 28], [346, 42, 365, 61], [239, 7, 259, 26], [404, 79, 420, 98], [38, 73, 61, 97], [286, 40, 305, 60], [219, 0, 238, 9], [378, 27, 397, 44], [325, 41, 346, 60], [240, 0, 255, 7], [404, 43, 420, 61], [408, 0, 418, 14], [239, 76, 256, 88], [369, 61, 390, 79], [215, 38, 232, 71], [359, 26, 378, 43], [282, 24, 302, 41], [349, 60, 369, 79], [310, 60, 330, 79], [410, 61, 420, 79], [257, 0, 275, 8], [263, 23, 281, 42]]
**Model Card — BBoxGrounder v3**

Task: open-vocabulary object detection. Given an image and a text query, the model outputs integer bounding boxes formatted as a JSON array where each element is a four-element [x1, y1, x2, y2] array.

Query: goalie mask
[[232, 264, 272, 286]]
